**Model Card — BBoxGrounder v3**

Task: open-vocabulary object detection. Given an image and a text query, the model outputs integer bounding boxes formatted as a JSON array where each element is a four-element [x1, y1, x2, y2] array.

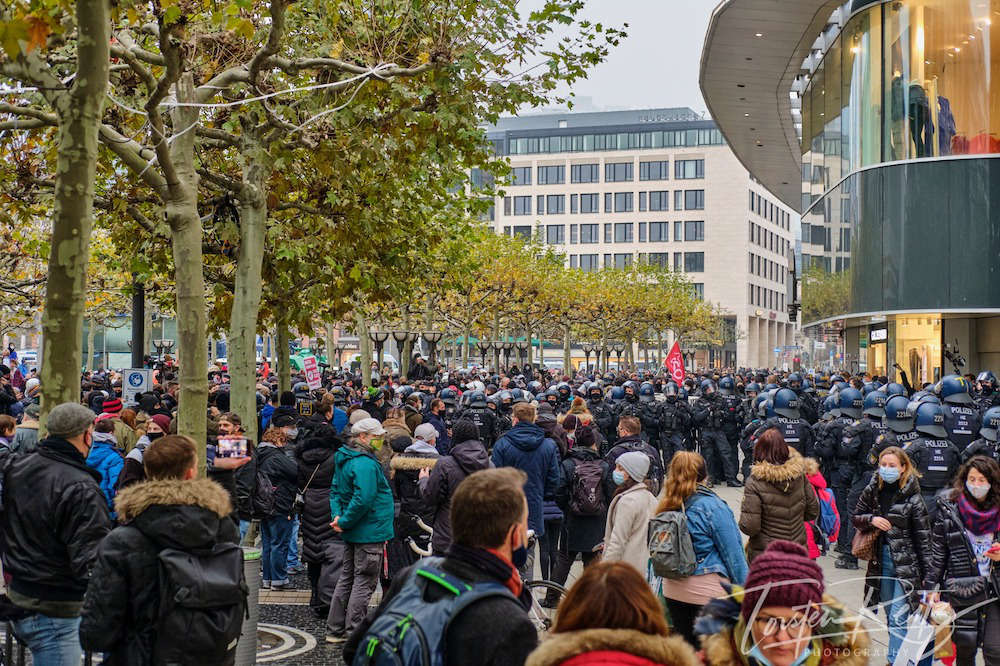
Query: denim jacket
[[684, 486, 749, 583]]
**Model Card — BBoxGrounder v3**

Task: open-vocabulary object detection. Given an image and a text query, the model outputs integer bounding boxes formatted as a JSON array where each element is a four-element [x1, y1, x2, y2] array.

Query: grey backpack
[[648, 500, 696, 579]]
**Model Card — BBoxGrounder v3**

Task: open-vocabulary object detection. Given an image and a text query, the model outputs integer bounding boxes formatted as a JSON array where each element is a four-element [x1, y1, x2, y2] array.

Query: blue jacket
[[86, 436, 125, 517], [260, 404, 275, 431], [423, 411, 451, 454], [684, 486, 749, 583], [329, 444, 394, 544], [491, 422, 561, 536]]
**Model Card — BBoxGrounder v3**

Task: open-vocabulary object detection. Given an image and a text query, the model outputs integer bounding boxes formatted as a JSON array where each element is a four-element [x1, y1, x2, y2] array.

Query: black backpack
[[568, 459, 606, 516], [251, 457, 276, 519], [153, 542, 248, 665]]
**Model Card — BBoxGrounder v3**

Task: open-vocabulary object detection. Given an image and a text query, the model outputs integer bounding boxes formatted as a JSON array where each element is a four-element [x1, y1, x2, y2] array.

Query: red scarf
[[486, 548, 524, 597]]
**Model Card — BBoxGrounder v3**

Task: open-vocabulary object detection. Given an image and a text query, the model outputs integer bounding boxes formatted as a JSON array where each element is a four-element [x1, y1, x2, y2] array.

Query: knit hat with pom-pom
[[741, 540, 824, 619]]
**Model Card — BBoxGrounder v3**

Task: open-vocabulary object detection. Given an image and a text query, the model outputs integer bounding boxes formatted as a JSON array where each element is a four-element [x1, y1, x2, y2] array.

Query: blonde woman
[[656, 451, 748, 647], [853, 446, 931, 666]]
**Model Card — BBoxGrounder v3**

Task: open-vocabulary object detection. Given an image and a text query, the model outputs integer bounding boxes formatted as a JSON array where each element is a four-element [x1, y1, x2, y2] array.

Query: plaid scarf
[[957, 492, 1000, 536]]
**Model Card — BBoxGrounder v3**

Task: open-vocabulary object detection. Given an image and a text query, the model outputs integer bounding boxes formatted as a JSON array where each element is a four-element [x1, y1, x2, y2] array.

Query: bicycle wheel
[[524, 580, 567, 636]]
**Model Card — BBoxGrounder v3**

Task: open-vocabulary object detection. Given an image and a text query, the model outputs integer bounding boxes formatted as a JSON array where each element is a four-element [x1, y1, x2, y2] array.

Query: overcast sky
[[533, 0, 716, 114]]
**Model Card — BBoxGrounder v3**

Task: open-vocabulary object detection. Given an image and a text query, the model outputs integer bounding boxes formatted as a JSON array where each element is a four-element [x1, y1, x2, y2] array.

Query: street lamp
[[515, 340, 529, 366], [500, 341, 514, 369], [422, 331, 444, 366], [612, 343, 624, 370], [580, 343, 594, 372], [369, 331, 390, 368], [475, 339, 492, 368], [152, 338, 174, 363]]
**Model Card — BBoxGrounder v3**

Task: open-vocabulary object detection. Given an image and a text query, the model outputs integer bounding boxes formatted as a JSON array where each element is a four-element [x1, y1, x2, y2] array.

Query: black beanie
[[452, 419, 479, 444]]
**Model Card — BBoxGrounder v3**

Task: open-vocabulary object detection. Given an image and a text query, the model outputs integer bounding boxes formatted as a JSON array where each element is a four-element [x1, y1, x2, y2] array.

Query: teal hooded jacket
[[329, 444, 394, 544]]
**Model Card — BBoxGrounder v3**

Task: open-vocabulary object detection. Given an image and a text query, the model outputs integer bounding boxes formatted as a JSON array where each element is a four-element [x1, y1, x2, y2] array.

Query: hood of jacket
[[567, 447, 601, 463], [504, 422, 547, 452], [700, 589, 869, 666], [450, 439, 490, 475], [750, 449, 805, 487], [525, 628, 697, 666], [335, 442, 377, 466], [295, 437, 336, 466], [390, 442, 439, 472], [116, 478, 233, 551]]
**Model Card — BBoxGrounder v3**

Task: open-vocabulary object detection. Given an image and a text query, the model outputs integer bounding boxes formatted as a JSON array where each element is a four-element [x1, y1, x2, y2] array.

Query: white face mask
[[967, 480, 991, 500]]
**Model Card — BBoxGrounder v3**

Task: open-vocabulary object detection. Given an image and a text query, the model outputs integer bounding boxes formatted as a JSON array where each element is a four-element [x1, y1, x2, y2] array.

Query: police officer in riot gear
[[615, 381, 642, 428], [905, 401, 961, 520], [692, 380, 741, 487], [937, 374, 982, 452], [976, 371, 1000, 413], [659, 382, 692, 467], [869, 394, 920, 466], [586, 383, 616, 448], [555, 382, 572, 413], [752, 388, 816, 458], [961, 406, 1000, 463], [788, 372, 819, 425], [457, 390, 499, 450], [717, 376, 745, 479], [833, 390, 888, 570], [637, 382, 663, 462]]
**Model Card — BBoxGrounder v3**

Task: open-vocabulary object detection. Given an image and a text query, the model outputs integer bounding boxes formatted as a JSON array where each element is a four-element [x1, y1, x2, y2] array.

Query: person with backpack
[[326, 417, 395, 643], [802, 457, 840, 559], [739, 427, 819, 561], [552, 424, 608, 592], [255, 426, 300, 590], [80, 435, 245, 665], [491, 402, 562, 580], [344, 468, 538, 666], [420, 419, 492, 555], [604, 416, 663, 498], [88, 416, 125, 517], [603, 451, 658, 574], [652, 451, 748, 648]]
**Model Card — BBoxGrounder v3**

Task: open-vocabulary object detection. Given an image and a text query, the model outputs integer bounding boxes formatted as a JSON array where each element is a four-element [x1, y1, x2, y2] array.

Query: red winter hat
[[102, 398, 123, 415], [741, 540, 824, 619], [149, 414, 171, 433]]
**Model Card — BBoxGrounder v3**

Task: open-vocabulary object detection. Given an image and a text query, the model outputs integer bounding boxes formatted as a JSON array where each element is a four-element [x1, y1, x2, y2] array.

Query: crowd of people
[[3, 350, 1000, 665]]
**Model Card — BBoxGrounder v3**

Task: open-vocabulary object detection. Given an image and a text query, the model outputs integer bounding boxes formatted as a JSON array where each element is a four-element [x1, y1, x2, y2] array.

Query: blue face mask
[[612, 470, 626, 486], [748, 642, 811, 666], [879, 465, 901, 483]]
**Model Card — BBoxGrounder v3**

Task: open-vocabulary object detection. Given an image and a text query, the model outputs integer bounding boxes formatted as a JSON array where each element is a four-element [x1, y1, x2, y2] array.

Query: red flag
[[664, 341, 685, 384]]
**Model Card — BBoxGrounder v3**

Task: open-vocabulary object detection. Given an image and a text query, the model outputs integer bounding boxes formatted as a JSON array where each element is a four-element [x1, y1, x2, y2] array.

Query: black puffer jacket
[[79, 478, 239, 664], [1, 437, 112, 611], [555, 448, 610, 552], [255, 443, 299, 517], [294, 434, 341, 565], [853, 474, 931, 610], [420, 439, 490, 554], [925, 493, 995, 647]]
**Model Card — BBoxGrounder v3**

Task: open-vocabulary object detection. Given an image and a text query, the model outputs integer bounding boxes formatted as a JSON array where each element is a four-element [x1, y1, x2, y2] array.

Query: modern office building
[[484, 108, 798, 368], [702, 0, 1000, 379]]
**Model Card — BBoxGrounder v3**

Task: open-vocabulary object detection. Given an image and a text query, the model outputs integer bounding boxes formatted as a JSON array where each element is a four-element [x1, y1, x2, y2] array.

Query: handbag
[[944, 575, 991, 606], [851, 528, 879, 561]]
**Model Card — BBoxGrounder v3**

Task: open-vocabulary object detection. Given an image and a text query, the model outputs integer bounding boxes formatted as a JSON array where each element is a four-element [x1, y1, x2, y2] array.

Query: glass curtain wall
[[801, 0, 1000, 180]]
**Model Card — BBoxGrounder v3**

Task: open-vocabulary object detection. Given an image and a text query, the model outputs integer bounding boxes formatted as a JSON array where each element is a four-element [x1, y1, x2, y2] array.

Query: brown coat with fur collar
[[739, 450, 819, 561], [701, 595, 870, 666], [526, 628, 698, 666]]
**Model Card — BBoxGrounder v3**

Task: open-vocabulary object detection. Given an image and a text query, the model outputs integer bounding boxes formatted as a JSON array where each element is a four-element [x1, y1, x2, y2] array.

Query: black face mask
[[148, 431, 164, 441]]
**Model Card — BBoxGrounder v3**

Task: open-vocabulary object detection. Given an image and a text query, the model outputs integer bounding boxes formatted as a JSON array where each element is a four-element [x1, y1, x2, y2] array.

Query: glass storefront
[[802, 0, 1000, 212], [857, 317, 941, 382]]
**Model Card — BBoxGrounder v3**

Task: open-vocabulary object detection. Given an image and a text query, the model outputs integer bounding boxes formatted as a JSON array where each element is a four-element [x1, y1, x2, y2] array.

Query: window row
[[748, 221, 790, 257], [505, 222, 706, 245], [565, 252, 705, 276], [749, 283, 785, 312], [512, 159, 706, 186], [749, 190, 791, 230], [503, 128, 724, 156], [748, 252, 786, 285], [503, 190, 705, 216]]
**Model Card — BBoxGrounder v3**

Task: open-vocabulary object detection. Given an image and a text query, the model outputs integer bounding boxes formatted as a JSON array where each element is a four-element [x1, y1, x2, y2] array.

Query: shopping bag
[[893, 613, 935, 666]]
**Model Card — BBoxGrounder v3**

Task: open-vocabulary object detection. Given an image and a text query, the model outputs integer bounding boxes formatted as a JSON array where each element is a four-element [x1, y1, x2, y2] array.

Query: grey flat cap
[[46, 403, 96, 438]]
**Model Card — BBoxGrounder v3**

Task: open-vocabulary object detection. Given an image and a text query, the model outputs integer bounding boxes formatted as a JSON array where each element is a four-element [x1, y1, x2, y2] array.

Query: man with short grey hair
[[2, 402, 112, 665]]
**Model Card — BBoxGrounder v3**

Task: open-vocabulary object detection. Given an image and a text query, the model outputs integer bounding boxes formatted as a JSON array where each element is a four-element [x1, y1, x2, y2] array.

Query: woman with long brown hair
[[656, 451, 748, 647], [739, 428, 819, 561], [853, 446, 931, 666], [525, 561, 698, 666]]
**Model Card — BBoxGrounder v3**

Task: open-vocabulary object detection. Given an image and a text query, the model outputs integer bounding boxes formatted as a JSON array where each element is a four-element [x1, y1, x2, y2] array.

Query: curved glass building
[[702, 0, 1000, 380]]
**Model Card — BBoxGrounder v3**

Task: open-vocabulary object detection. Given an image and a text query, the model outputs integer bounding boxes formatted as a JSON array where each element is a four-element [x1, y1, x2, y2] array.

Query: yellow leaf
[[329, 39, 343, 59], [417, 52, 430, 65]]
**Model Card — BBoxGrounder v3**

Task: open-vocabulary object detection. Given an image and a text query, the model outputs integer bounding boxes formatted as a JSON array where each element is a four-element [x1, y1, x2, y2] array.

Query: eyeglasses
[[753, 614, 809, 637]]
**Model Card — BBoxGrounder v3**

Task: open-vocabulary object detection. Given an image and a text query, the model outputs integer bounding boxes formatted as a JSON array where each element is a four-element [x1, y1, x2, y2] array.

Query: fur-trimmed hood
[[525, 628, 698, 666], [750, 449, 805, 487], [701, 593, 870, 666], [115, 478, 234, 550], [390, 452, 439, 472]]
